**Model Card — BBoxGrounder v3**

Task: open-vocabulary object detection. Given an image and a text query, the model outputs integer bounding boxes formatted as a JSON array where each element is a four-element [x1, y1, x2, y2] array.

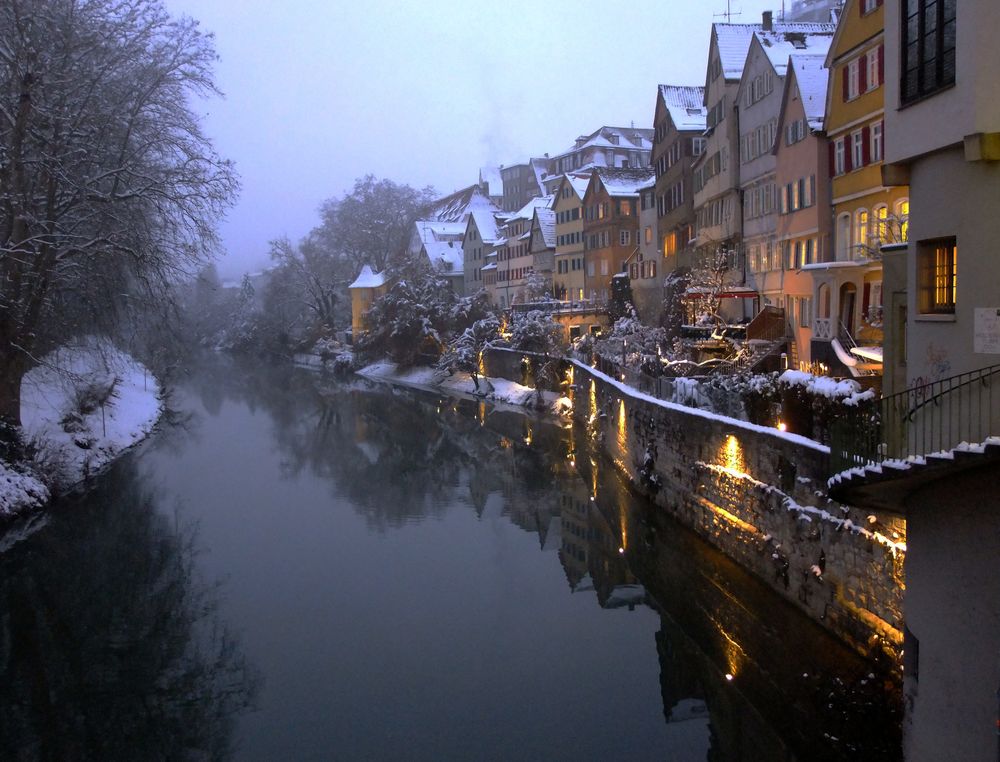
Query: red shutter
[[862, 283, 871, 316], [859, 0, 864, 16], [842, 67, 850, 101], [859, 55, 868, 92], [844, 139, 853, 173], [829, 141, 836, 175], [862, 126, 871, 165], [877, 45, 885, 86]]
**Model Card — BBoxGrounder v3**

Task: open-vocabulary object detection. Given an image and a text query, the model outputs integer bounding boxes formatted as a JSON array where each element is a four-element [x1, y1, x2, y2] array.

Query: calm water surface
[[0, 356, 900, 760]]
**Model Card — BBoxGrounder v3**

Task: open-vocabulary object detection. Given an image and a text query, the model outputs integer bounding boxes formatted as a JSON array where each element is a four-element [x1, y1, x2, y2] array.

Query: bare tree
[[0, 0, 238, 427], [312, 175, 436, 273]]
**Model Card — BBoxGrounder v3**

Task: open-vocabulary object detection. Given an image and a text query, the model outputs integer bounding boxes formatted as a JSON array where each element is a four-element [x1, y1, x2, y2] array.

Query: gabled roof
[[467, 207, 503, 245], [348, 265, 387, 290], [414, 219, 466, 246], [657, 85, 707, 131], [592, 167, 656, 197], [553, 171, 592, 202], [753, 27, 835, 76], [551, 125, 654, 161], [531, 208, 556, 248], [505, 194, 554, 224], [713, 22, 839, 81], [791, 53, 831, 129], [423, 240, 464, 276], [427, 184, 498, 222]]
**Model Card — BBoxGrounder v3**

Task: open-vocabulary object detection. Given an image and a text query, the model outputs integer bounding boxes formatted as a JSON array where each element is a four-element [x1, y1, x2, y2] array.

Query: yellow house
[[348, 265, 388, 338], [816, 0, 909, 374]]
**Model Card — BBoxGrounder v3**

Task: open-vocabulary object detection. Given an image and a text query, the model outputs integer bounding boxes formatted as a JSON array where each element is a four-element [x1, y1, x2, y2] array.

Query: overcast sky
[[164, 0, 786, 279]]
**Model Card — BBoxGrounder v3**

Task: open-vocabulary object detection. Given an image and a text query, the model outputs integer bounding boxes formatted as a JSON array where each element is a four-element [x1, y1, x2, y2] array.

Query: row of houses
[[353, 0, 997, 395]]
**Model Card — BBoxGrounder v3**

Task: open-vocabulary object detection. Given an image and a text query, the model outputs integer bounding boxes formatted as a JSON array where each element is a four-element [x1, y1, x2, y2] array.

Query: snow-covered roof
[[714, 22, 837, 80], [468, 208, 503, 244], [423, 240, 463, 276], [481, 262, 497, 271], [414, 219, 467, 246], [507, 194, 554, 223], [789, 53, 830, 129], [754, 28, 834, 76], [552, 126, 654, 161], [427, 184, 500, 223], [593, 167, 656, 197], [349, 265, 387, 289], [533, 208, 556, 248], [658, 85, 707, 130]]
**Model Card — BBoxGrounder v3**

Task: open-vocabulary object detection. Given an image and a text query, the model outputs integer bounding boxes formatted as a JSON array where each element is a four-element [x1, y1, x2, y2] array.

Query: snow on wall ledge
[[484, 347, 905, 665]]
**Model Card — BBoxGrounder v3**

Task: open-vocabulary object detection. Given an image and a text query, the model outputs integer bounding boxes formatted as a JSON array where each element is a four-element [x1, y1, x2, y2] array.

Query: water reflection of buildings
[[304, 375, 900, 759]]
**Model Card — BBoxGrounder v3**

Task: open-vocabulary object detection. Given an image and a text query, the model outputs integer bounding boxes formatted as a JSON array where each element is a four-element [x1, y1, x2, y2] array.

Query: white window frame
[[848, 59, 860, 100], [867, 49, 879, 91], [871, 122, 883, 163], [835, 138, 846, 175], [852, 130, 864, 168]]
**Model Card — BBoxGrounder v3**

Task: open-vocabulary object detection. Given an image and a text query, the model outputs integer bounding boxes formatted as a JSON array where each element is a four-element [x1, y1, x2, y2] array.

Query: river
[[0, 355, 901, 760]]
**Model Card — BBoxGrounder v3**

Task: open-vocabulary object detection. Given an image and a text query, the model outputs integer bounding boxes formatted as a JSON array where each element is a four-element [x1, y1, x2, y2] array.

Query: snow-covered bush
[[508, 311, 564, 356]]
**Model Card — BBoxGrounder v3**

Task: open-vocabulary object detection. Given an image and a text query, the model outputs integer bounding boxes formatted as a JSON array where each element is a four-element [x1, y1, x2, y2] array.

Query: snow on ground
[[0, 341, 162, 520], [357, 361, 563, 412]]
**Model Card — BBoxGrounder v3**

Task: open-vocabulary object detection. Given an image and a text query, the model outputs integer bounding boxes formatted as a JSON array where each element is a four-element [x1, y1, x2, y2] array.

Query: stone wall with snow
[[484, 347, 905, 664]]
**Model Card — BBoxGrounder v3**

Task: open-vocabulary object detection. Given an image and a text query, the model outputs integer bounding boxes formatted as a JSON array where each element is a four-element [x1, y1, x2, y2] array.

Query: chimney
[[762, 10, 773, 30]]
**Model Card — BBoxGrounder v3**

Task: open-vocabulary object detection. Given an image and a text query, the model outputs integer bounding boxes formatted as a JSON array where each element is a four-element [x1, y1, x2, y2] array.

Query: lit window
[[855, 209, 869, 252], [874, 205, 889, 242], [918, 238, 957, 314], [896, 199, 910, 240]]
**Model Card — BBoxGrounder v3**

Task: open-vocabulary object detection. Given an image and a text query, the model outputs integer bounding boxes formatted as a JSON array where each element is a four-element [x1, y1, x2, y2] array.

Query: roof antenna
[[713, 1, 742, 22]]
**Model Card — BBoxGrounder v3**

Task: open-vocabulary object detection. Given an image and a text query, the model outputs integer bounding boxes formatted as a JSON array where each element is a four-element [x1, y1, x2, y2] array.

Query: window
[[863, 0, 879, 13], [896, 199, 910, 240], [918, 238, 957, 314], [852, 130, 864, 168], [847, 59, 860, 99], [855, 209, 869, 251], [867, 48, 880, 91], [644, 226, 652, 244], [620, 230, 630, 246], [902, 0, 956, 104], [692, 137, 707, 155], [600, 260, 609, 275], [835, 138, 846, 175], [873, 205, 889, 243], [800, 297, 813, 327], [871, 121, 883, 162]]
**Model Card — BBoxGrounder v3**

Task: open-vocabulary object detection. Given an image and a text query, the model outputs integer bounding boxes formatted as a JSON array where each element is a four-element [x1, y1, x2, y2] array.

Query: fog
[[163, 0, 786, 280]]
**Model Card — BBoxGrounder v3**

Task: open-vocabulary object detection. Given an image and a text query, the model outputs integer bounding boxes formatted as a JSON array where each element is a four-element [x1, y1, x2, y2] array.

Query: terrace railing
[[830, 362, 1000, 475]]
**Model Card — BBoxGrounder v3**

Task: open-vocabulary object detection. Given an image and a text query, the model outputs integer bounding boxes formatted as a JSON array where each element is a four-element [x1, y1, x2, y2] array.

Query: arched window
[[855, 209, 869, 255], [896, 198, 910, 241]]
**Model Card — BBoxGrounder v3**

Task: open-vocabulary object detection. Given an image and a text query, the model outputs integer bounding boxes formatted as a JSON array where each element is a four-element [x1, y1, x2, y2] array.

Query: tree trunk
[[0, 346, 26, 429]]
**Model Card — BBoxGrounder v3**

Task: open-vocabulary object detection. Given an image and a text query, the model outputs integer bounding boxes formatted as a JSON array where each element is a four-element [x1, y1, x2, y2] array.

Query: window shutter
[[829, 142, 836, 175], [877, 45, 884, 86], [862, 126, 871, 165], [862, 282, 871, 316], [842, 67, 850, 101], [844, 139, 853, 173], [859, 0, 865, 16], [859, 55, 868, 92]]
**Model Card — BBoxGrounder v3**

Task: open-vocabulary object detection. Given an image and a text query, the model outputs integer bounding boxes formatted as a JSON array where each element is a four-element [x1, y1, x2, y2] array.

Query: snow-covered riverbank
[[0, 343, 163, 522]]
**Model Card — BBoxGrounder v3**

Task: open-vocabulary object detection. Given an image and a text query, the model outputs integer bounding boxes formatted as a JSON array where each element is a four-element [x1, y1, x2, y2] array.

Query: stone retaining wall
[[484, 347, 905, 664]]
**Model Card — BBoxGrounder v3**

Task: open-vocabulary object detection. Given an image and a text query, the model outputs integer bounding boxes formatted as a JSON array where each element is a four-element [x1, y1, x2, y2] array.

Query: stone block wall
[[484, 347, 905, 664]]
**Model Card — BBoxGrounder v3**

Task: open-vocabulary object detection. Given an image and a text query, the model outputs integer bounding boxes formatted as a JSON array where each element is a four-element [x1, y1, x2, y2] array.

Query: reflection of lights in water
[[589, 379, 597, 420], [477, 350, 486, 378], [618, 547, 625, 554], [500, 437, 511, 449], [524, 425, 533, 446], [617, 399, 626, 448], [477, 401, 486, 425], [777, 421, 787, 432], [725, 673, 734, 681]]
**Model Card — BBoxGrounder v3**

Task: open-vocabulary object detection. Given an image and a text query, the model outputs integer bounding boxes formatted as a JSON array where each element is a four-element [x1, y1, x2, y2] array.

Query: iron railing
[[830, 363, 1000, 475]]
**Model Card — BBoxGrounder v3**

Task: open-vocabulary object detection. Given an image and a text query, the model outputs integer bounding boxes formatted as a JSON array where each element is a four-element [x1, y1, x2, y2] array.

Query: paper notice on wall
[[974, 308, 1000, 354]]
